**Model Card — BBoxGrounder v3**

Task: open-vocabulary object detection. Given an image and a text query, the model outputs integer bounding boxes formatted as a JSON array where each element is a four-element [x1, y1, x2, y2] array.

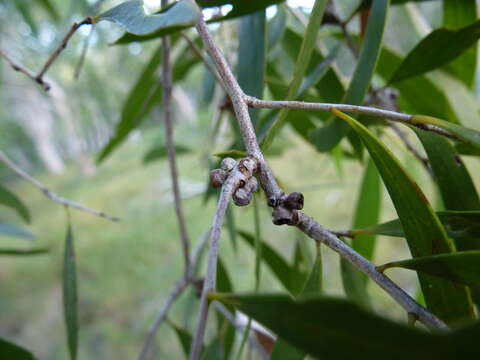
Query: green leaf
[[390, 20, 480, 84], [341, 158, 381, 307], [237, 9, 266, 128], [334, 109, 474, 325], [210, 293, 480, 360], [261, 0, 328, 150], [0, 223, 35, 240], [312, 0, 389, 152], [412, 115, 480, 150], [143, 145, 190, 163], [213, 150, 246, 159], [217, 256, 233, 293], [98, 41, 198, 162], [415, 131, 480, 249], [378, 251, 480, 287], [96, 0, 201, 36], [354, 210, 480, 241], [0, 184, 30, 223], [442, 0, 477, 87], [238, 231, 303, 295], [169, 321, 197, 357], [37, 0, 60, 21], [0, 248, 48, 256], [267, 5, 287, 50], [63, 224, 78, 360], [0, 337, 36, 360], [113, 0, 285, 45]]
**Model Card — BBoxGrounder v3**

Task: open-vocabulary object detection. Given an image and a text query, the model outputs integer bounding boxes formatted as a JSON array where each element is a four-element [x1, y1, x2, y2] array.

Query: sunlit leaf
[[334, 109, 474, 324], [96, 0, 201, 36], [0, 248, 48, 256]]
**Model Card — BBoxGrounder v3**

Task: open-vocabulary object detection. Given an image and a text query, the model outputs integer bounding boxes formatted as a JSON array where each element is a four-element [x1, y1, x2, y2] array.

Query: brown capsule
[[283, 192, 304, 210], [221, 157, 236, 172], [272, 205, 297, 226], [210, 169, 228, 188], [233, 187, 253, 206], [238, 157, 257, 175]]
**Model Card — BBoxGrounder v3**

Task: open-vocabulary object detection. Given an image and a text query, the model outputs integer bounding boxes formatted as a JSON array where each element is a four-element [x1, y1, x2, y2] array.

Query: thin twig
[[74, 23, 96, 79], [137, 277, 190, 360], [0, 151, 118, 221], [0, 49, 50, 91], [245, 96, 464, 142], [193, 17, 447, 331], [180, 32, 225, 92], [295, 212, 448, 329], [161, 1, 191, 272], [137, 230, 210, 360], [189, 158, 257, 360], [388, 122, 432, 175], [36, 17, 93, 82]]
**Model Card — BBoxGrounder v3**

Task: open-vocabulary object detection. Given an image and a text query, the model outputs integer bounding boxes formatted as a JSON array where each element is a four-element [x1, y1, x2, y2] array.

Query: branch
[[189, 157, 258, 360], [36, 18, 93, 83], [245, 96, 463, 142], [194, 16, 448, 331], [161, 3, 191, 271], [0, 49, 50, 91], [137, 277, 190, 360], [0, 151, 118, 221], [295, 212, 448, 329]]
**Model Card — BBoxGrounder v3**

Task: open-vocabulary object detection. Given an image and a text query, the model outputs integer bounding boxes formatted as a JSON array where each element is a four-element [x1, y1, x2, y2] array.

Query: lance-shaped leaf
[[378, 251, 480, 287], [261, 0, 328, 150], [353, 211, 480, 241], [0, 223, 35, 240], [0, 337, 36, 360], [168, 321, 203, 358], [63, 225, 78, 360], [143, 145, 190, 163], [389, 20, 480, 84], [311, 0, 389, 152], [0, 184, 30, 223], [415, 131, 480, 249], [210, 293, 480, 360], [0, 248, 48, 256], [334, 109, 474, 325], [96, 0, 201, 36], [341, 158, 381, 307], [442, 0, 477, 87]]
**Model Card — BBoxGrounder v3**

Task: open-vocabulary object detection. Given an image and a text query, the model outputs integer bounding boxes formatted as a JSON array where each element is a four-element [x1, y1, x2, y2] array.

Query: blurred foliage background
[[1, 0, 480, 359]]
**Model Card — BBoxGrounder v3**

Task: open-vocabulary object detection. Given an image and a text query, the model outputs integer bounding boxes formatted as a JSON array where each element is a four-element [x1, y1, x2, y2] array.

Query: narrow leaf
[[261, 0, 328, 150], [390, 20, 480, 83], [442, 0, 477, 87], [0, 248, 48, 256], [0, 184, 31, 223], [334, 108, 474, 324], [97, 0, 201, 35], [63, 225, 78, 360], [378, 251, 480, 287], [312, 0, 389, 152]]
